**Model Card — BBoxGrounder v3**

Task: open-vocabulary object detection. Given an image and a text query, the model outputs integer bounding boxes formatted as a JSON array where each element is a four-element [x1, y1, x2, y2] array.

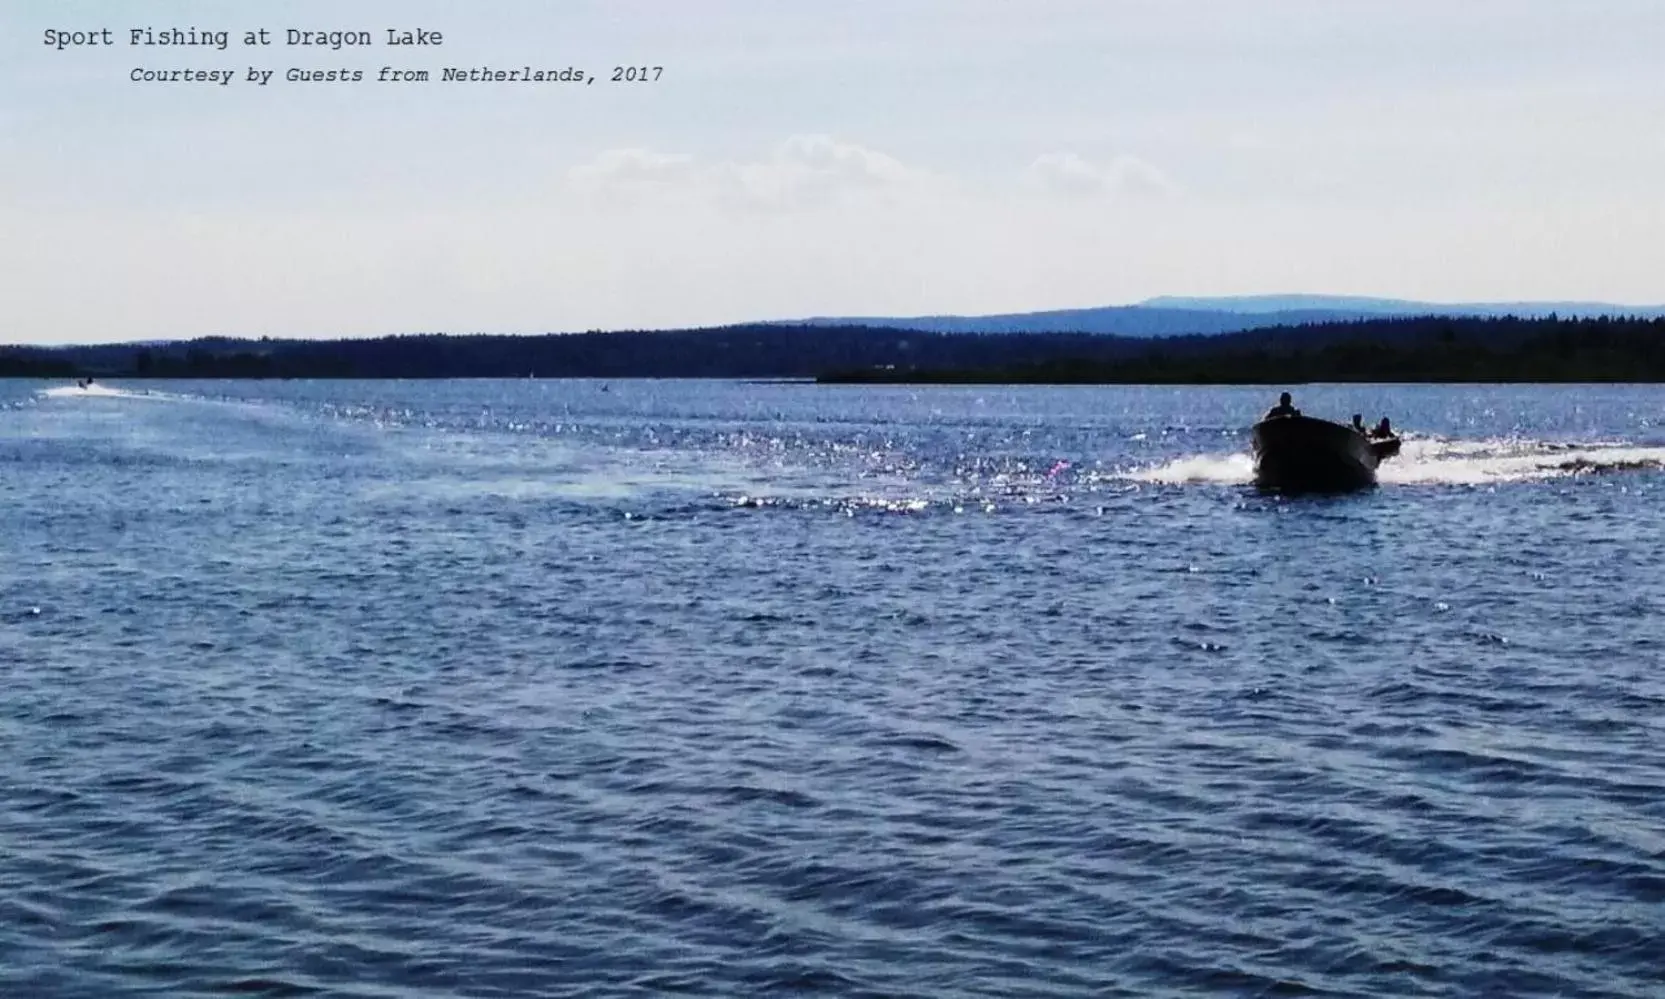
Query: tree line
[[3, 314, 1664, 383]]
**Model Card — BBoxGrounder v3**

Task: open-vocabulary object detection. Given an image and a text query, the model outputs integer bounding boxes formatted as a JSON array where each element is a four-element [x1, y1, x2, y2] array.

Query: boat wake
[[1133, 436, 1665, 487], [39, 383, 170, 401], [615, 434, 1665, 518], [1379, 437, 1665, 485], [1129, 453, 1257, 484]]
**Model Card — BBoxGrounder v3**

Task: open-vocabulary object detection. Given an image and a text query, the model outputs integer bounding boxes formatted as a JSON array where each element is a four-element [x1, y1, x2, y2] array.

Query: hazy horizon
[[5, 0, 1664, 345]]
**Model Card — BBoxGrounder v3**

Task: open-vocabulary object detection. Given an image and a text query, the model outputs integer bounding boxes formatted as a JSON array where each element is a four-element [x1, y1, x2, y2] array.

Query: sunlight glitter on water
[[3, 379, 1664, 999]]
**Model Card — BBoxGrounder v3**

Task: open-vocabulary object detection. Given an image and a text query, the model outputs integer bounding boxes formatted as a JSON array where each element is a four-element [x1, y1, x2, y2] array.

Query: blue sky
[[3, 0, 1663, 343]]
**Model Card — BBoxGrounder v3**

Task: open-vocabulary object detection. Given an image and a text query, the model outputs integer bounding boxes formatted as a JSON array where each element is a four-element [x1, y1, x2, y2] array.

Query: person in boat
[[1371, 417, 1394, 439], [1351, 414, 1366, 433], [1264, 392, 1300, 420]]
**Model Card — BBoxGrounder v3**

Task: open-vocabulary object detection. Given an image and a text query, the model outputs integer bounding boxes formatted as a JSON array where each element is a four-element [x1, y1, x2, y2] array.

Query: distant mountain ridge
[[776, 295, 1665, 338], [774, 305, 1368, 337], [1138, 294, 1665, 318]]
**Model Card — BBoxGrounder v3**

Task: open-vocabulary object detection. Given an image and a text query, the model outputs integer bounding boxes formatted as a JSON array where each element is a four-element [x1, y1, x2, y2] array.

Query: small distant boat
[[1252, 414, 1400, 492]]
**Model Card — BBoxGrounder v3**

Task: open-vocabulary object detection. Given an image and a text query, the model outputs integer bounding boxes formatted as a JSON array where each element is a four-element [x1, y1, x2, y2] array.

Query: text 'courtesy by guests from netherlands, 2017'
[[41, 25, 665, 87]]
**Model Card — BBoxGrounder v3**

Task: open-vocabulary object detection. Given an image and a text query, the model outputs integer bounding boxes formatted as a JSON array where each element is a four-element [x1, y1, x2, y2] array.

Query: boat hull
[[1252, 415, 1382, 492]]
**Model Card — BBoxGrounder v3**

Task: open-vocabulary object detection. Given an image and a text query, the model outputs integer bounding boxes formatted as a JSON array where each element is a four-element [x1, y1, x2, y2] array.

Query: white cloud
[[1023, 152, 1180, 201], [563, 149, 701, 209], [566, 148, 699, 187], [563, 134, 937, 214]]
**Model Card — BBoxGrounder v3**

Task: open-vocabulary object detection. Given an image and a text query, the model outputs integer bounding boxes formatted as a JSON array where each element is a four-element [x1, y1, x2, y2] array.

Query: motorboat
[[1251, 414, 1400, 492]]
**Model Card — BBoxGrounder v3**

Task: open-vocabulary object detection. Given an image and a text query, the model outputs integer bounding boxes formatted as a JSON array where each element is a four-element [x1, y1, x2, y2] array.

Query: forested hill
[[819, 315, 1665, 384], [3, 314, 1664, 382], [778, 296, 1665, 333]]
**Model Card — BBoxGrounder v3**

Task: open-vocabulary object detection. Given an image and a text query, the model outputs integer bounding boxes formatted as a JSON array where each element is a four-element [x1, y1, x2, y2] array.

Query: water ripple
[[2, 379, 1663, 996]]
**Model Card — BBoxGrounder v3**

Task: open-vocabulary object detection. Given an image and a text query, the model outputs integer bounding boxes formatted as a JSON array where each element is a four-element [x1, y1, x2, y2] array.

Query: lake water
[[3, 378, 1663, 997]]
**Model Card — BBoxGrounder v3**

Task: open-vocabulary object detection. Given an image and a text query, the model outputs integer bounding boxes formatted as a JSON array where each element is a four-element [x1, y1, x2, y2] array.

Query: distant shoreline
[[6, 314, 1663, 383], [815, 371, 1665, 386]]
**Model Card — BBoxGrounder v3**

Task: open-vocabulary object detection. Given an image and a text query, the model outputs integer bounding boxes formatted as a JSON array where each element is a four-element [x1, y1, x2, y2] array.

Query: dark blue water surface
[[3, 378, 1663, 998]]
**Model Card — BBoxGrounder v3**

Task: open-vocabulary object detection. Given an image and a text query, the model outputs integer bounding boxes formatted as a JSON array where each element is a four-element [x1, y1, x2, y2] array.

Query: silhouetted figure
[[1264, 391, 1300, 420], [1371, 417, 1393, 438], [1351, 414, 1365, 432]]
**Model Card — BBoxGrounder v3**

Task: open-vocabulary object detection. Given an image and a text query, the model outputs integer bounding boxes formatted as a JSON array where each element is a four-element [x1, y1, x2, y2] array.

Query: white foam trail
[[1380, 439, 1665, 485], [1131, 452, 1255, 484], [1130, 436, 1665, 488], [39, 383, 168, 400]]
